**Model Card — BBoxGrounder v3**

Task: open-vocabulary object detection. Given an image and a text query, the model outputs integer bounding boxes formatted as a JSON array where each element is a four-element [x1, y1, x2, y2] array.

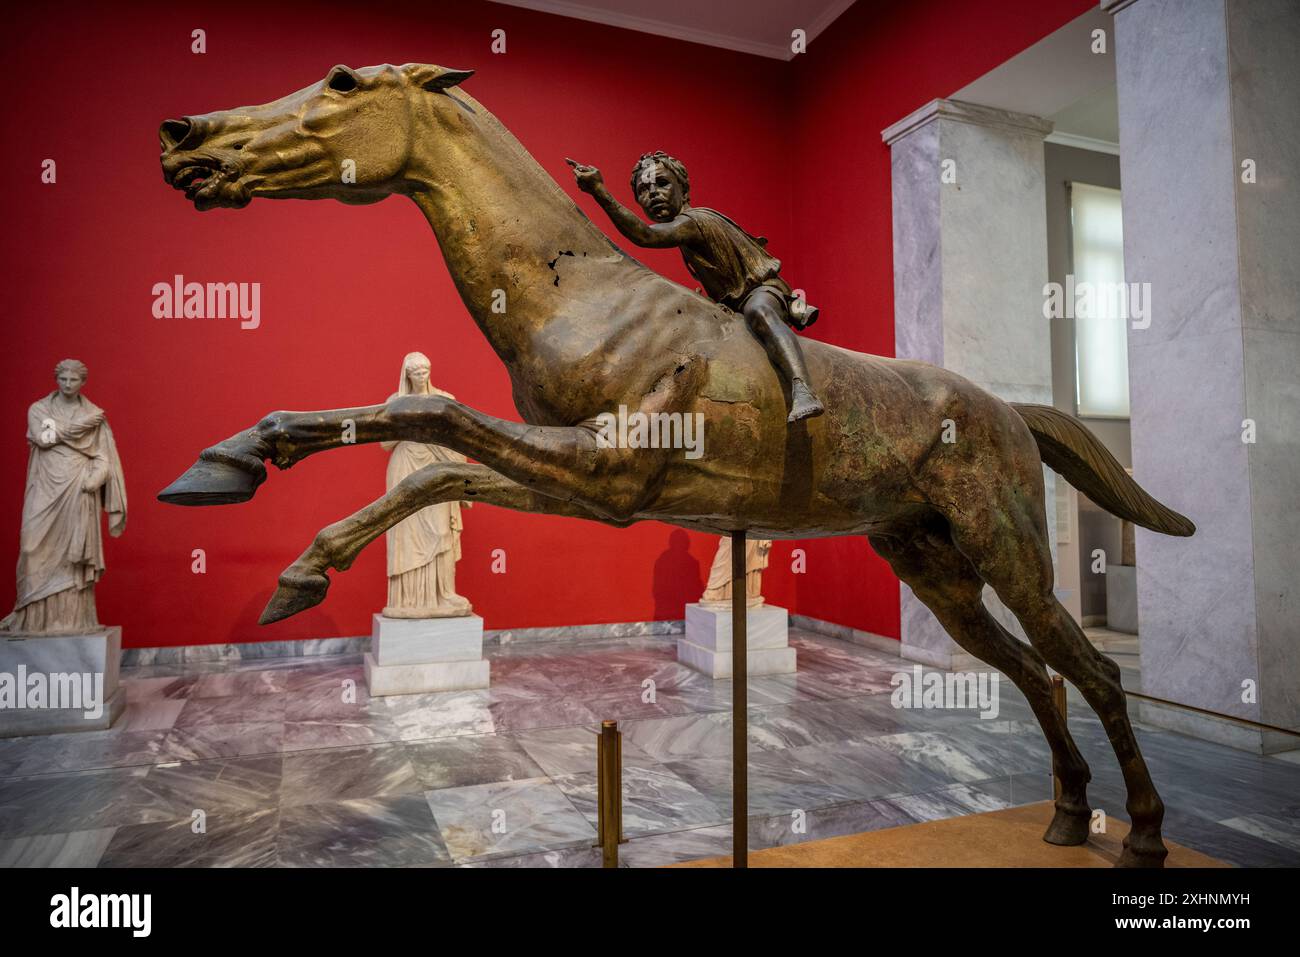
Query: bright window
[[1070, 182, 1130, 418]]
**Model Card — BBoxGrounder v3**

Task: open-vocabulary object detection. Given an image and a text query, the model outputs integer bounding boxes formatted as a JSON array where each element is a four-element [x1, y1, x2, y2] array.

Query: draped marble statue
[[700, 536, 772, 608], [381, 352, 472, 618], [1, 359, 126, 635]]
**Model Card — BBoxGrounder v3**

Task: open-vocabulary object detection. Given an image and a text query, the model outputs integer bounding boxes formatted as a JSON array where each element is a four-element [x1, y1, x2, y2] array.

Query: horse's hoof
[[1042, 805, 1091, 846], [1116, 837, 1169, 868], [158, 449, 267, 505], [259, 570, 330, 624]]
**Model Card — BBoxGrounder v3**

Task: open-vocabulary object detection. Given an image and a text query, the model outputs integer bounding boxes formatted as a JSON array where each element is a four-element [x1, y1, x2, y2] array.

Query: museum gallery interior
[[1, 0, 1297, 875]]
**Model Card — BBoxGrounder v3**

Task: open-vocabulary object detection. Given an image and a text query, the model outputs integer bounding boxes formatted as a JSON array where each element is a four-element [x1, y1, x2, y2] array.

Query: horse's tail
[[1012, 403, 1195, 537]]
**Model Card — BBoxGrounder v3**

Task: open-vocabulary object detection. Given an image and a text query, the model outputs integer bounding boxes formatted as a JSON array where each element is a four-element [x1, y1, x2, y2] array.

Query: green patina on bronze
[[156, 63, 1193, 866]]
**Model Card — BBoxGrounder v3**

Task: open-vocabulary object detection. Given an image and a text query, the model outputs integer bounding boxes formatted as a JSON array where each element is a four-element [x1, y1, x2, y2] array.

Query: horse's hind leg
[[868, 518, 1093, 846], [261, 461, 632, 623], [944, 486, 1167, 867]]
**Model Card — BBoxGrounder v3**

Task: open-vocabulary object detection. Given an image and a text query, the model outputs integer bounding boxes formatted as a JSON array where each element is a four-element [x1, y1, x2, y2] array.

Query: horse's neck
[[409, 93, 626, 358]]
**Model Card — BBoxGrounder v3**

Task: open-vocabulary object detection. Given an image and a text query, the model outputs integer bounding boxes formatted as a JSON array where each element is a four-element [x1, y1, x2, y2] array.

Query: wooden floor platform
[[674, 801, 1229, 868]]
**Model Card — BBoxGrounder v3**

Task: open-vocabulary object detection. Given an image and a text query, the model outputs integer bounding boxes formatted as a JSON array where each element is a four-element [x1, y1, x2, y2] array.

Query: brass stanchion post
[[597, 719, 622, 868], [1051, 674, 1067, 801], [731, 529, 747, 868]]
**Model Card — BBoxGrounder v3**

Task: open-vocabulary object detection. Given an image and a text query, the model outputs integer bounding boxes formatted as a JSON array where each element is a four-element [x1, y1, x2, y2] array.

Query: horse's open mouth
[[170, 164, 223, 202]]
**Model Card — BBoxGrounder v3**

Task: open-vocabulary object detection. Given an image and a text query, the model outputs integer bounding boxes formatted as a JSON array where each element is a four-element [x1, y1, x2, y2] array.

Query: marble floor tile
[[98, 807, 279, 868], [280, 743, 420, 807], [743, 699, 887, 751], [583, 686, 729, 722], [887, 782, 1012, 821], [460, 844, 604, 868], [749, 797, 920, 849], [742, 672, 844, 706], [0, 737, 33, 778], [0, 827, 117, 867], [618, 712, 734, 762], [135, 755, 284, 819], [282, 662, 367, 698], [511, 725, 659, 778], [283, 681, 375, 722], [368, 690, 497, 740], [485, 695, 600, 733], [278, 794, 452, 867], [618, 824, 736, 867], [191, 669, 288, 698], [664, 742, 899, 818], [124, 675, 197, 703], [553, 764, 726, 837], [281, 716, 401, 753], [174, 694, 288, 728], [14, 728, 173, 776], [1216, 812, 1300, 854], [119, 699, 188, 732], [855, 731, 1021, 785], [478, 659, 564, 701], [0, 766, 163, 837], [406, 734, 545, 790], [161, 721, 286, 762], [966, 771, 1057, 808], [424, 777, 596, 862]]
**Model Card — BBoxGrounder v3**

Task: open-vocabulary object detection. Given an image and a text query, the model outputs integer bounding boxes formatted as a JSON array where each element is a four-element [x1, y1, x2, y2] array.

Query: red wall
[[1, 0, 1091, 649], [782, 0, 1095, 636]]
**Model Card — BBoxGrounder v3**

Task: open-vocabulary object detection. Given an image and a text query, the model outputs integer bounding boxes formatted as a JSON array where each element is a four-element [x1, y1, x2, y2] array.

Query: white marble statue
[[1, 359, 126, 635], [381, 352, 472, 618], [699, 536, 772, 608]]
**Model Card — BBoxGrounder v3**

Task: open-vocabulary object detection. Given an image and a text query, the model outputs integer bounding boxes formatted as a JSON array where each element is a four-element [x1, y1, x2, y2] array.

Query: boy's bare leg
[[742, 288, 825, 422]]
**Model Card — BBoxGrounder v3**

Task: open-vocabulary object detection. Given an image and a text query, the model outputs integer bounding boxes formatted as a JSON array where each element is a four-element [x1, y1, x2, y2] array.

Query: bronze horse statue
[[157, 63, 1194, 867]]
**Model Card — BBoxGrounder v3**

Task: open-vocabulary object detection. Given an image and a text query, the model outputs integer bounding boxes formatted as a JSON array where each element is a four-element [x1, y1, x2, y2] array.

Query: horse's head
[[159, 62, 473, 211]]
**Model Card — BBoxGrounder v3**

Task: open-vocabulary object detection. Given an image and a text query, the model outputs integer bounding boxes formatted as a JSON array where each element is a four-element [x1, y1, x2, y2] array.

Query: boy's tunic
[[678, 207, 818, 327]]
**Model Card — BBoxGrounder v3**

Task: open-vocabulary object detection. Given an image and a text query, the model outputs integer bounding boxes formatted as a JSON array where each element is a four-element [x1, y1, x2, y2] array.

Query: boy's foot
[[788, 380, 825, 423]]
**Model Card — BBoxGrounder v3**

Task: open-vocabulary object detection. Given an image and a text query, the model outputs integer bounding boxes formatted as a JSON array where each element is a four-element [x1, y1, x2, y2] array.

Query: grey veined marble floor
[[1, 629, 1298, 868]]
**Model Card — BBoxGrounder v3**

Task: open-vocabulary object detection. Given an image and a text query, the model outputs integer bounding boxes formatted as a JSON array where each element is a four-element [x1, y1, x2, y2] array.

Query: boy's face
[[635, 163, 686, 222]]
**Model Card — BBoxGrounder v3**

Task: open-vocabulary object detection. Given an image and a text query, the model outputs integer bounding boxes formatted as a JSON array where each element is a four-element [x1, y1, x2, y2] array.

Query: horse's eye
[[327, 68, 358, 93]]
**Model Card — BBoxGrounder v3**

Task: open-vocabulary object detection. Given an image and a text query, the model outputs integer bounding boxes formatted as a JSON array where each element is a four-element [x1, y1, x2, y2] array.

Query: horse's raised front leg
[[161, 377, 693, 521], [261, 461, 631, 623]]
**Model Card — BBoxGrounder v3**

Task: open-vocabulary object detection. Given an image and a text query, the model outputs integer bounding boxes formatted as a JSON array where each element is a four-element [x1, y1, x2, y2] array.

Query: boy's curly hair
[[630, 151, 689, 201]]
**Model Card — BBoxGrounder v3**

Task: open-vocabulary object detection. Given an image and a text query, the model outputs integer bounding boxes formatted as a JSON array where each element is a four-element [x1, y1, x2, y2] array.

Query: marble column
[[1104, 0, 1299, 750], [882, 99, 1055, 667]]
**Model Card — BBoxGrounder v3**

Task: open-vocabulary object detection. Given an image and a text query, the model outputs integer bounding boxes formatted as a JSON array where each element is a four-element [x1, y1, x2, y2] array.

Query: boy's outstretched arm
[[566, 158, 697, 249]]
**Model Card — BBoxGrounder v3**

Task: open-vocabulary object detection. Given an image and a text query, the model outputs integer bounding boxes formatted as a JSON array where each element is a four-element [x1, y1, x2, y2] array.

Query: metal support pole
[[731, 529, 747, 868], [597, 719, 622, 868], [1051, 675, 1066, 801]]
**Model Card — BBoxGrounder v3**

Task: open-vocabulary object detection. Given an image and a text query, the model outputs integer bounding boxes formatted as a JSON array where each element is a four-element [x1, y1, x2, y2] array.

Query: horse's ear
[[406, 64, 475, 93]]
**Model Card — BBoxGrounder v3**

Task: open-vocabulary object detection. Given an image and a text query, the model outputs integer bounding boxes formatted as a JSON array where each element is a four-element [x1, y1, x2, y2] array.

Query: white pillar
[[1105, 0, 1300, 749], [883, 99, 1055, 667]]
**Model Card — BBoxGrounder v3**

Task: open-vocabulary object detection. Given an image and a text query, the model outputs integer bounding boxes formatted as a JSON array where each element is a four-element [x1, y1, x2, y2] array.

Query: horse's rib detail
[[1013, 402, 1195, 537]]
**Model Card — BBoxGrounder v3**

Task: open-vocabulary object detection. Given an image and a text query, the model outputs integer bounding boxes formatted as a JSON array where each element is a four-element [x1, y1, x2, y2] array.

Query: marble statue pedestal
[[0, 626, 125, 737], [364, 613, 490, 696], [677, 603, 796, 679]]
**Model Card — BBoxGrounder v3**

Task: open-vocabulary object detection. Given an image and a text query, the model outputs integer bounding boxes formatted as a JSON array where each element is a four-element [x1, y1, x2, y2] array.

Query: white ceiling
[[488, 0, 859, 60], [950, 7, 1119, 150]]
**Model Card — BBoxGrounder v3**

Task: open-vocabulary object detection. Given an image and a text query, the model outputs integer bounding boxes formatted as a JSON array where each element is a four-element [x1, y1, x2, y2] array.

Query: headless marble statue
[[1, 359, 126, 635], [381, 352, 472, 618]]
